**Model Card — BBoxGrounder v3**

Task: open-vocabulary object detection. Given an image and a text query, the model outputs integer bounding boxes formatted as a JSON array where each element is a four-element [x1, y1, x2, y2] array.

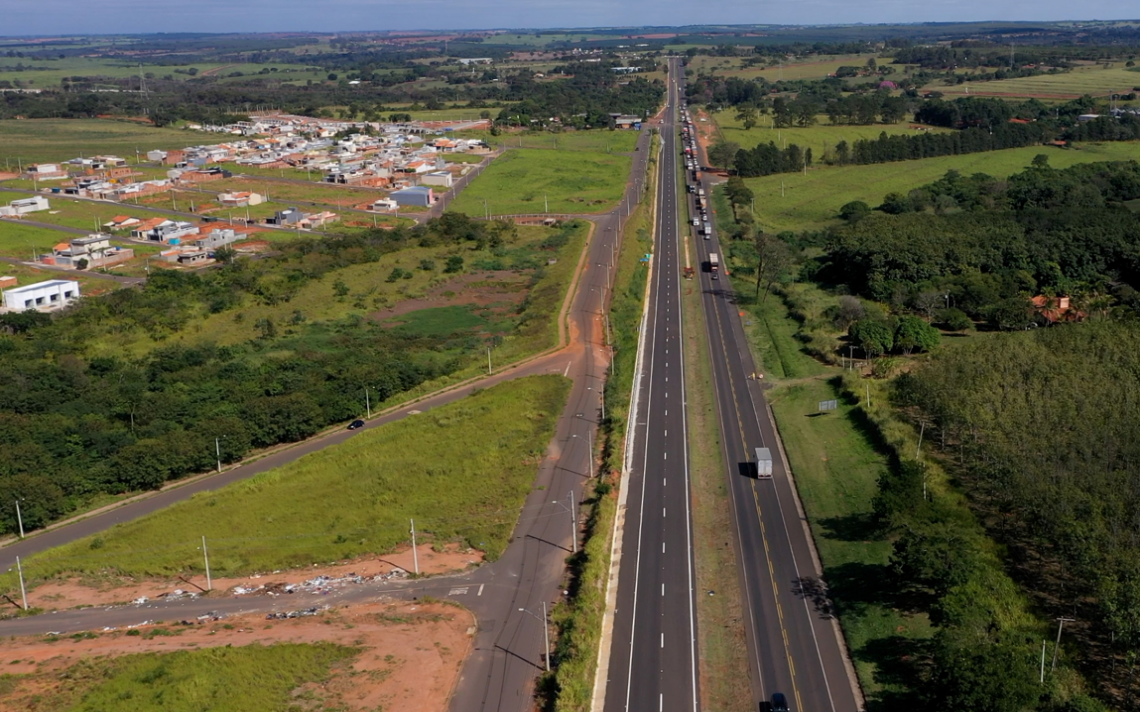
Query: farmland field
[[0, 57, 324, 88], [743, 141, 1140, 233], [688, 53, 870, 82], [1, 374, 570, 585], [931, 63, 1140, 99], [484, 129, 639, 153], [714, 112, 951, 157], [0, 119, 208, 164], [449, 147, 632, 215]]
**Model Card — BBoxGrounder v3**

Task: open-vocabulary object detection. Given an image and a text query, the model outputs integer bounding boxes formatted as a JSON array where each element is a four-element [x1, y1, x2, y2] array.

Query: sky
[[0, 0, 1137, 36]]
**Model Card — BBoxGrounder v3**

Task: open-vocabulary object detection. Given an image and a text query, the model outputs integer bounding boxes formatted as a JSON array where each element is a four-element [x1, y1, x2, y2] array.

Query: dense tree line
[[822, 160, 1140, 326], [894, 322, 1140, 706], [733, 141, 813, 177], [0, 214, 553, 537], [494, 61, 664, 129]]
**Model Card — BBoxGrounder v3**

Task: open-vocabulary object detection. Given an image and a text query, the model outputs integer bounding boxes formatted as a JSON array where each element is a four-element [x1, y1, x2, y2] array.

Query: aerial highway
[[604, 57, 700, 712], [684, 68, 863, 711]]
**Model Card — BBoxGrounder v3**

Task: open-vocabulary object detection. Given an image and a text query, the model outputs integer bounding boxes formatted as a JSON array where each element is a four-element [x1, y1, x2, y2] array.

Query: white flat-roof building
[[0, 195, 50, 216], [421, 171, 454, 188], [2, 279, 80, 312]]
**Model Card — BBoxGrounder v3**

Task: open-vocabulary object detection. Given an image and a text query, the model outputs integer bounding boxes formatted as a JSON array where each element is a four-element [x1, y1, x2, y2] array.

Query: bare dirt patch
[[0, 600, 474, 712], [18, 543, 482, 613], [370, 269, 530, 322]]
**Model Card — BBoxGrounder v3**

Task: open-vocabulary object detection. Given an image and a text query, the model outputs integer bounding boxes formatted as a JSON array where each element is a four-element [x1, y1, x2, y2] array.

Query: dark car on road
[[771, 692, 790, 712], [347, 419, 365, 430]]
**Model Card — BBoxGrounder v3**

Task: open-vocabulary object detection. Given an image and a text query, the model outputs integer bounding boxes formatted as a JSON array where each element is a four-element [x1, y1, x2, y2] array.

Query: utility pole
[[15, 499, 24, 539], [1051, 617, 1075, 673], [569, 490, 577, 553], [540, 601, 549, 669], [202, 536, 212, 591], [587, 431, 594, 478], [915, 421, 926, 460], [215, 437, 222, 473], [487, 346, 492, 375], [1040, 640, 1047, 683], [16, 556, 27, 610], [410, 519, 420, 575], [365, 387, 371, 419], [866, 383, 871, 409]]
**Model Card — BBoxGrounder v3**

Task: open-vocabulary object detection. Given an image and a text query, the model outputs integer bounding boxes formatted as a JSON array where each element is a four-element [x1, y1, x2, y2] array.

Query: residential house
[[49, 234, 134, 269], [371, 198, 398, 211], [0, 276, 16, 290], [421, 171, 454, 188], [23, 163, 68, 181], [391, 186, 433, 207], [0, 195, 50, 216], [197, 228, 247, 252], [1, 279, 80, 312], [299, 211, 338, 228], [103, 215, 142, 231], [1031, 295, 1086, 324], [267, 207, 304, 225], [145, 220, 198, 243], [218, 191, 265, 208]]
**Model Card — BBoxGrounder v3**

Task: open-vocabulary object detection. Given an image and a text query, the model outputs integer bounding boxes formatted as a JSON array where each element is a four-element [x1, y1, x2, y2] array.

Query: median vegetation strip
[[1, 375, 570, 589]]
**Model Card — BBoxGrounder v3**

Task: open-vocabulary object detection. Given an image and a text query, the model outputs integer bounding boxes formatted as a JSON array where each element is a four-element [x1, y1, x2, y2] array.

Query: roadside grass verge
[[0, 119, 206, 164], [449, 149, 633, 216], [0, 642, 357, 712], [549, 130, 656, 712], [741, 141, 1140, 233], [767, 377, 932, 705], [0, 375, 570, 586]]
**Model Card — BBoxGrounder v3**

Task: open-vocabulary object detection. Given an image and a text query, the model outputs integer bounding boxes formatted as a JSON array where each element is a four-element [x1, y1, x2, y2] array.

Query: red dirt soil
[[20, 543, 482, 613], [0, 600, 474, 712]]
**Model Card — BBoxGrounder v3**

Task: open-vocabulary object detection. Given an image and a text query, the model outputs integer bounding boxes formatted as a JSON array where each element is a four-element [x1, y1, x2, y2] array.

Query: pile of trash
[[232, 569, 407, 597], [265, 605, 328, 620]]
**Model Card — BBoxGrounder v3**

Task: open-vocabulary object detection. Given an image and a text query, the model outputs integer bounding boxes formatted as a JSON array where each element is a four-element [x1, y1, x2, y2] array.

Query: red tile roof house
[[1031, 295, 1086, 324]]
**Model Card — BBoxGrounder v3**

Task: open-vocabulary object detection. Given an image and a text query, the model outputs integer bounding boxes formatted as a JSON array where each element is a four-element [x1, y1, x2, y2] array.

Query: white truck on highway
[[708, 253, 719, 273], [755, 447, 773, 478]]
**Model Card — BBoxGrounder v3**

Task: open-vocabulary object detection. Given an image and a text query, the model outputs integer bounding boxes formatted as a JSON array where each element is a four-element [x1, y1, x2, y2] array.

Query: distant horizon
[[1, 2, 1138, 39]]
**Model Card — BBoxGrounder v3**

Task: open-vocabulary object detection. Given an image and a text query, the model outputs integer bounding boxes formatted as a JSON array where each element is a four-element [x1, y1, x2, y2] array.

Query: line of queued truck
[[680, 104, 718, 280]]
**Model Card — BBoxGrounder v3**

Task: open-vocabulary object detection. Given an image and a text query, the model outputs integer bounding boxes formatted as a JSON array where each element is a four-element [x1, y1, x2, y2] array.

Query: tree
[[894, 315, 941, 354], [707, 140, 740, 170], [849, 319, 894, 358], [939, 308, 973, 331], [214, 246, 236, 264], [754, 232, 793, 302], [987, 297, 1033, 331], [75, 258, 88, 270], [444, 255, 464, 273], [734, 103, 759, 130], [838, 200, 871, 223]]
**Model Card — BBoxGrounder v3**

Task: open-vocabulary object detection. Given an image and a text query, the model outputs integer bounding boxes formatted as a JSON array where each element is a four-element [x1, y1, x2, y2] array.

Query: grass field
[[482, 129, 640, 154], [714, 113, 951, 158], [0, 119, 208, 164], [768, 378, 933, 704], [744, 141, 1140, 233], [2, 375, 570, 587], [0, 643, 356, 712], [383, 304, 488, 335], [931, 63, 1140, 99], [689, 54, 872, 82], [450, 148, 632, 216], [0, 57, 324, 88]]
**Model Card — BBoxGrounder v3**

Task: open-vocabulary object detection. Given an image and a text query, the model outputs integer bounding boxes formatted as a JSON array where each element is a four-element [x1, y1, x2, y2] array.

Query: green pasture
[[449, 148, 631, 216], [0, 119, 206, 164], [0, 57, 323, 88], [932, 63, 1140, 99], [689, 53, 871, 82], [0, 643, 356, 712], [3, 375, 570, 584], [745, 141, 1140, 233], [383, 305, 487, 336], [713, 112, 951, 157], [485, 129, 639, 154]]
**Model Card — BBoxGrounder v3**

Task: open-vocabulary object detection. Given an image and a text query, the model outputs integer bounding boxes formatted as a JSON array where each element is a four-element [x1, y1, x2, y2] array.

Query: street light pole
[[202, 536, 212, 591], [16, 556, 27, 610], [365, 387, 371, 419], [410, 519, 420, 575], [518, 605, 551, 671], [569, 489, 577, 553], [215, 437, 222, 473], [15, 499, 24, 539]]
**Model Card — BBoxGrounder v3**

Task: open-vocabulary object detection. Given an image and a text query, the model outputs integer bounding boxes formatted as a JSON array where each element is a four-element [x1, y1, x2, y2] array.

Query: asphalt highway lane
[[686, 92, 861, 712], [604, 58, 700, 712]]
